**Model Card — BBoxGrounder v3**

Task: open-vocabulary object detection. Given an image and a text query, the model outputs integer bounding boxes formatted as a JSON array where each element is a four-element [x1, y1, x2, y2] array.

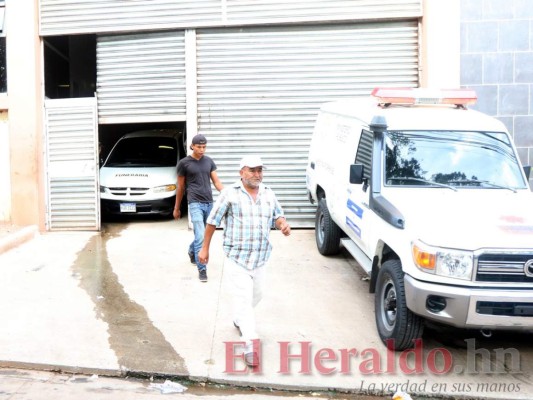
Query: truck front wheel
[[315, 199, 341, 255], [375, 259, 424, 350]]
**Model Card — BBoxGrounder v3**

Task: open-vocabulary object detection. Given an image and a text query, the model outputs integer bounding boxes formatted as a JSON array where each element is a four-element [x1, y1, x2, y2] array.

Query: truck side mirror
[[524, 165, 531, 180], [350, 164, 364, 184]]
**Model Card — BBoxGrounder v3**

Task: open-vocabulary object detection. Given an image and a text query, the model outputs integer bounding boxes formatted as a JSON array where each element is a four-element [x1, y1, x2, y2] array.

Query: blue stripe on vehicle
[[347, 198, 363, 219], [346, 217, 361, 238]]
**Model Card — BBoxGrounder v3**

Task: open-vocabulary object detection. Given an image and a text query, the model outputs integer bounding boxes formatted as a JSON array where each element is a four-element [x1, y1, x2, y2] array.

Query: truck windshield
[[384, 130, 527, 190]]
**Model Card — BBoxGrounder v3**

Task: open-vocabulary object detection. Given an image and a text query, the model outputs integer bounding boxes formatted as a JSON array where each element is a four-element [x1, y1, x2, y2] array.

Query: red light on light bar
[[371, 88, 477, 106]]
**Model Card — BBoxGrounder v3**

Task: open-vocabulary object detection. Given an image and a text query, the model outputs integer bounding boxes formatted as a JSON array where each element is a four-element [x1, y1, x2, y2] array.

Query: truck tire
[[315, 198, 341, 255], [375, 259, 424, 350]]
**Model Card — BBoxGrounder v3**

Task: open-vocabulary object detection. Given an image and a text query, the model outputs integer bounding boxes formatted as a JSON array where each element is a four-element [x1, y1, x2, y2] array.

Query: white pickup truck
[[306, 88, 533, 350]]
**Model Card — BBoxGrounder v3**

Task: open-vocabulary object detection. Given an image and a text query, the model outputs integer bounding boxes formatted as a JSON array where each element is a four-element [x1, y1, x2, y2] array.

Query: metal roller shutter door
[[196, 22, 419, 227], [39, 0, 421, 36], [40, 0, 222, 36], [97, 31, 186, 124]]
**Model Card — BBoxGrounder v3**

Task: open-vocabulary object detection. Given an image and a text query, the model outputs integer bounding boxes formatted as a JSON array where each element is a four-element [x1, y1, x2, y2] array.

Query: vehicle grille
[[109, 187, 149, 196], [476, 253, 533, 283]]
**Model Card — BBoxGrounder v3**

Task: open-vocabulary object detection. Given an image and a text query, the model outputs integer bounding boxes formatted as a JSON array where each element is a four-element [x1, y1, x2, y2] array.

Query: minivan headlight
[[412, 241, 473, 280], [153, 184, 176, 193]]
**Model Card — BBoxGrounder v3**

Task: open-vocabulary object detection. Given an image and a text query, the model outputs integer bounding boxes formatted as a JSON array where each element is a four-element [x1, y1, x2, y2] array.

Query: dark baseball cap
[[192, 134, 207, 145]]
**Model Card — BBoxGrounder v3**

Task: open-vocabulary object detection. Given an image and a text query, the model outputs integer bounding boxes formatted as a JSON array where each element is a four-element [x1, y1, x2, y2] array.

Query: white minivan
[[100, 129, 185, 217]]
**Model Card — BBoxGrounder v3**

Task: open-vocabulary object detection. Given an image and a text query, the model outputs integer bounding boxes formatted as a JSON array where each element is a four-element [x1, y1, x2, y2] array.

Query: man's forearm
[[174, 187, 184, 210], [202, 224, 216, 250]]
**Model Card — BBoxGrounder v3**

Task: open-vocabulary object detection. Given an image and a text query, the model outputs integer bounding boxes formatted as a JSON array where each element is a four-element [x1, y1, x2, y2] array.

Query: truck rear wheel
[[375, 259, 424, 350], [315, 199, 341, 255]]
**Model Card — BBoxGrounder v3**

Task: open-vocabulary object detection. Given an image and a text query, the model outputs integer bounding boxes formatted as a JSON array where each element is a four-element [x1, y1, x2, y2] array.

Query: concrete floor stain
[[71, 224, 188, 376]]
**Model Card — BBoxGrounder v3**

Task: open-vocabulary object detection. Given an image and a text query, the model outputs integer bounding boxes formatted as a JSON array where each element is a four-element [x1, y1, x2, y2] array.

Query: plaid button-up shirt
[[207, 180, 285, 269]]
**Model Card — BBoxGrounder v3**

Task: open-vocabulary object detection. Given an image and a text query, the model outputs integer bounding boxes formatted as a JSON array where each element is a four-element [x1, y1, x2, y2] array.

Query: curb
[[0, 360, 122, 378], [0, 225, 39, 255]]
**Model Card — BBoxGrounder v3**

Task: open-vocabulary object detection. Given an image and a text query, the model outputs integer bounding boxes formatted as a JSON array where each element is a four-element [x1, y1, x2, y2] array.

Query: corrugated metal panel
[[226, 0, 422, 25], [97, 31, 186, 124], [39, 0, 422, 36], [196, 22, 419, 227], [45, 98, 100, 231], [40, 0, 222, 36]]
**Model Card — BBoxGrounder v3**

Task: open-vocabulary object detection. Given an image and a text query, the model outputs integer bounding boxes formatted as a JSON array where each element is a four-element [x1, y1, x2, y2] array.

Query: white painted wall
[[421, 0, 460, 88], [5, 0, 44, 228], [0, 111, 10, 221]]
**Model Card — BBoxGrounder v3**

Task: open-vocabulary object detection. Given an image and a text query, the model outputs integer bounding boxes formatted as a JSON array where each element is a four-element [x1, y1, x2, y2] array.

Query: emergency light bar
[[371, 87, 477, 107]]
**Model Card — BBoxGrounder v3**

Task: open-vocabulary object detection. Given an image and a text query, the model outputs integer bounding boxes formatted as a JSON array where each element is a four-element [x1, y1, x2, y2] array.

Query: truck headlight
[[100, 185, 107, 193], [153, 184, 176, 193], [412, 241, 473, 280]]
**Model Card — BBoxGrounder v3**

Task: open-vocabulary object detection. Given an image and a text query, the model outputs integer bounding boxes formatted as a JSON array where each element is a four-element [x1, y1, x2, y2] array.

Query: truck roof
[[320, 97, 507, 133]]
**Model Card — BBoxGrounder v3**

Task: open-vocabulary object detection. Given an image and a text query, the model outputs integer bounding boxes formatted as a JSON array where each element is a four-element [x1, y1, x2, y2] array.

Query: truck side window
[[354, 129, 372, 180]]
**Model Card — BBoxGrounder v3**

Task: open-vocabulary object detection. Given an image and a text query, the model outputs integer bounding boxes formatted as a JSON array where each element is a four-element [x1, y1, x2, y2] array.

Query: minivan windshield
[[384, 130, 527, 190], [104, 137, 178, 168]]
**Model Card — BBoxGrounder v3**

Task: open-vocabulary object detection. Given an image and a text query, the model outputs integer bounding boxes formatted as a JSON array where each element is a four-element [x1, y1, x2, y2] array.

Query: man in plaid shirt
[[199, 155, 291, 367]]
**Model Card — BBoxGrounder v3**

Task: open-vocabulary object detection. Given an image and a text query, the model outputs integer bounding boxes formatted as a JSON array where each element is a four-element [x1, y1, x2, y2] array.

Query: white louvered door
[[44, 97, 100, 230]]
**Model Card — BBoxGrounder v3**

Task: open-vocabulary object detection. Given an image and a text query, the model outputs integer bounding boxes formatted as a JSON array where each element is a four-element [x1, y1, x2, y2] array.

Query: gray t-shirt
[[177, 155, 217, 203]]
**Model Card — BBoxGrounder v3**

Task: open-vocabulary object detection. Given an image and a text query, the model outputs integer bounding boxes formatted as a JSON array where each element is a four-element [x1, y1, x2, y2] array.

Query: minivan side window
[[354, 129, 372, 181]]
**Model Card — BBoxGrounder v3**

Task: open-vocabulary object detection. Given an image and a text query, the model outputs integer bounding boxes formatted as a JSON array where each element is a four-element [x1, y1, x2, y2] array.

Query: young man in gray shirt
[[173, 134, 224, 282]]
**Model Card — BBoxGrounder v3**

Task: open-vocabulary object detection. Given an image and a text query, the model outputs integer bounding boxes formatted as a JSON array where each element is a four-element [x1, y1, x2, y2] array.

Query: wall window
[[0, 2, 6, 93], [0, 38, 6, 93]]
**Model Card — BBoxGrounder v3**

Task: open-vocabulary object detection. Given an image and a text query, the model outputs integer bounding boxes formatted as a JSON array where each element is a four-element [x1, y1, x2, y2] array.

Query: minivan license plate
[[120, 203, 136, 213]]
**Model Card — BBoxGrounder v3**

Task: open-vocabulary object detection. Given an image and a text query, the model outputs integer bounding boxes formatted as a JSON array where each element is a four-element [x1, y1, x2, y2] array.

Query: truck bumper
[[404, 275, 533, 330]]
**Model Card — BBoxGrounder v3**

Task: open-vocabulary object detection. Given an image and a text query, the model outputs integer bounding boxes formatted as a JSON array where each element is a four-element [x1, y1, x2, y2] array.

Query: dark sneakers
[[188, 251, 195, 264], [199, 270, 207, 282]]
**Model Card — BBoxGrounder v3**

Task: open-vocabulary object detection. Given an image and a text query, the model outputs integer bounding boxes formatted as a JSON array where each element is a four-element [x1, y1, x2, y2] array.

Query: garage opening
[[98, 121, 187, 222]]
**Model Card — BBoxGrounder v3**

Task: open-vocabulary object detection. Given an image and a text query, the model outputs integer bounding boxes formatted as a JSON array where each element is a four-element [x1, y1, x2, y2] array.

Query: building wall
[[1, 0, 424, 228], [460, 0, 533, 186], [6, 0, 510, 227], [39, 0, 422, 36], [421, 0, 460, 88], [5, 0, 44, 228], [0, 112, 9, 221]]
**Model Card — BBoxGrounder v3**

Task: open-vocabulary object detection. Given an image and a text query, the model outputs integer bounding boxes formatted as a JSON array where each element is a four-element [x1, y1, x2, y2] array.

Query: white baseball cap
[[239, 155, 266, 170]]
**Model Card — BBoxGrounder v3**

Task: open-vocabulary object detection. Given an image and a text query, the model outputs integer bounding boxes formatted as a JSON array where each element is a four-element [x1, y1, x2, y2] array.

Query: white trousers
[[225, 256, 267, 348]]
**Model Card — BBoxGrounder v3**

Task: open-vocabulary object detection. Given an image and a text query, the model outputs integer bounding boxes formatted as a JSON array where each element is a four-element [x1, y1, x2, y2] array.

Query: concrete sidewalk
[[0, 222, 39, 255], [0, 218, 532, 399]]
